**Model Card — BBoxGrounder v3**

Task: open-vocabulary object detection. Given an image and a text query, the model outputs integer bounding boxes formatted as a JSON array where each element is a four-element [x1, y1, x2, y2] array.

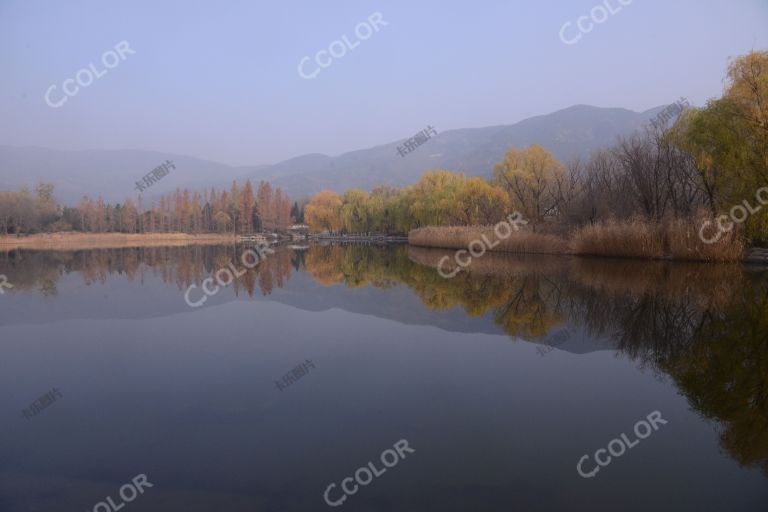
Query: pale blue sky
[[1, 0, 766, 165]]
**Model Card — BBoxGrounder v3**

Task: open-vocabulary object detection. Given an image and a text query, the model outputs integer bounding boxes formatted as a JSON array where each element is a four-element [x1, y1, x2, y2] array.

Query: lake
[[1, 244, 766, 511]]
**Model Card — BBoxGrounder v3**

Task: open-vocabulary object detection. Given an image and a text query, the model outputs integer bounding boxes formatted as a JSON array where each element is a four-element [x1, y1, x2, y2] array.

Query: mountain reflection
[[1, 243, 766, 475]]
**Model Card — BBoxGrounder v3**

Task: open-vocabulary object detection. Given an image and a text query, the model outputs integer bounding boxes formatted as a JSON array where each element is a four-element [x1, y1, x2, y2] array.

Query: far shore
[[407, 226, 768, 265], [0, 232, 238, 251], [2, 230, 766, 264]]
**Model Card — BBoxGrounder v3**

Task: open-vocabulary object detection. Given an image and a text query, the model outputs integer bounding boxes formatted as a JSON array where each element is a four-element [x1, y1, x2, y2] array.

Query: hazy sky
[[1, 0, 767, 166]]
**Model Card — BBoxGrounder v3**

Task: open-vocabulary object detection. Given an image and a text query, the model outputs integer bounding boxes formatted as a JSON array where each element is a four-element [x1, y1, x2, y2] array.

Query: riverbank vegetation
[[0, 180, 295, 236], [304, 51, 768, 261], [411, 215, 746, 262], [0, 232, 237, 251]]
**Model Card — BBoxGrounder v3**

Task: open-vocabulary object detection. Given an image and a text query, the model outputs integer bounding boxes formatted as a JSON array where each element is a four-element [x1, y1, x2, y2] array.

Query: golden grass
[[409, 217, 747, 263], [0, 232, 237, 251], [664, 216, 746, 262], [570, 216, 745, 262], [409, 226, 567, 254], [570, 218, 665, 259]]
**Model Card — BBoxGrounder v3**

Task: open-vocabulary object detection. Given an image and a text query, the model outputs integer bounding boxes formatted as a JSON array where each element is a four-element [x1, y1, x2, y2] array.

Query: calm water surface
[[1, 244, 767, 511]]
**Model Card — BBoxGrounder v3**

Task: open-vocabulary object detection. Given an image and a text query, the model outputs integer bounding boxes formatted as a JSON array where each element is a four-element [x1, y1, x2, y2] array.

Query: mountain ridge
[[0, 104, 668, 204]]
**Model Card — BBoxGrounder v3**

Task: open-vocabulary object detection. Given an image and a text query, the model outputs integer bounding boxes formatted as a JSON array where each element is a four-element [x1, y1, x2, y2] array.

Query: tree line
[[0, 179, 301, 235], [304, 51, 768, 245]]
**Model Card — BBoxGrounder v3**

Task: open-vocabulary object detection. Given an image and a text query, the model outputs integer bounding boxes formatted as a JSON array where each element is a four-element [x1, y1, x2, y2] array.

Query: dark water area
[[0, 243, 767, 511]]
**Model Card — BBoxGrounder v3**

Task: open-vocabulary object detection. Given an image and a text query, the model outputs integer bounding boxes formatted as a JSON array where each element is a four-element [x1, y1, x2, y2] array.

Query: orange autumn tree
[[305, 190, 343, 233]]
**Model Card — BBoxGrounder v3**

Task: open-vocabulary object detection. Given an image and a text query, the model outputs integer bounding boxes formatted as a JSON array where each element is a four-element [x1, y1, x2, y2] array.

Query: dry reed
[[570, 218, 665, 259], [409, 216, 747, 263], [0, 232, 237, 251], [664, 216, 745, 262]]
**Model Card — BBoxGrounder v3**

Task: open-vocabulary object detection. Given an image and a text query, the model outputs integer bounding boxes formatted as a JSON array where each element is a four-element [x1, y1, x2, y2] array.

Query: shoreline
[[407, 238, 768, 265], [0, 232, 238, 251], [1, 231, 765, 265], [408, 226, 765, 265]]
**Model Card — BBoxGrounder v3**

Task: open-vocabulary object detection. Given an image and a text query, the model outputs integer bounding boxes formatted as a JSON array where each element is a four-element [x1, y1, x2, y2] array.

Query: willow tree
[[472, 177, 510, 225], [305, 190, 343, 233], [367, 185, 401, 233], [493, 145, 565, 229], [406, 170, 465, 227], [445, 176, 510, 225], [676, 50, 768, 241], [340, 189, 371, 232]]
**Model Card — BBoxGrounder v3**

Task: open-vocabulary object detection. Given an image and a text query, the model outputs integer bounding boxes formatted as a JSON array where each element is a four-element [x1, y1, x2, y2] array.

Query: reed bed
[[664, 216, 745, 262], [0, 232, 237, 251], [409, 216, 747, 263], [570, 218, 665, 259]]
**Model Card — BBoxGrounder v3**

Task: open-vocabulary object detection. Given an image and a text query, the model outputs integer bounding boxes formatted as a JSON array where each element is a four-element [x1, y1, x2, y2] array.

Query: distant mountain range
[[0, 104, 666, 204]]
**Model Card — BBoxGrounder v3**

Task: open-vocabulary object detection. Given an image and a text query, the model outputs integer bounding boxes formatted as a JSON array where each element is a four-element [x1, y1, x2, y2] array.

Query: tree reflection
[[2, 243, 766, 475], [0, 244, 295, 299], [659, 279, 768, 475], [404, 247, 767, 476]]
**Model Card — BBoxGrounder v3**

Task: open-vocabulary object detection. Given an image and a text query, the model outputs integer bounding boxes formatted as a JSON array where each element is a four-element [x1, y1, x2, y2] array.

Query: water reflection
[[0, 245, 295, 298], [1, 243, 767, 476]]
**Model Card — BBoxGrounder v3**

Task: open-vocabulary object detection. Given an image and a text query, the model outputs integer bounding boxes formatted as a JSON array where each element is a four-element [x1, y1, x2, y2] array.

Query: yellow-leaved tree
[[493, 145, 565, 230], [340, 189, 371, 232], [676, 50, 768, 241], [304, 190, 343, 233]]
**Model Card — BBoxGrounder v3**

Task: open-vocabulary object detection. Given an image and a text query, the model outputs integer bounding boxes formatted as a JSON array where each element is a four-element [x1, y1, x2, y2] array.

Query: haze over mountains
[[0, 104, 666, 204]]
